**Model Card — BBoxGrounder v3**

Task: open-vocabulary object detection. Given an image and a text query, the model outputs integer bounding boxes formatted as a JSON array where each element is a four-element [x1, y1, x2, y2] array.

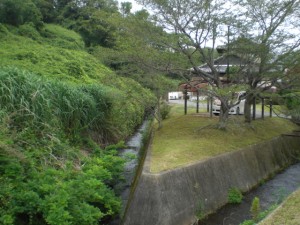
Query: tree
[[0, 0, 42, 27], [91, 9, 183, 128], [137, 0, 300, 127], [121, 2, 132, 16], [136, 0, 246, 129], [54, 0, 120, 47], [232, 0, 300, 123], [33, 0, 58, 23]]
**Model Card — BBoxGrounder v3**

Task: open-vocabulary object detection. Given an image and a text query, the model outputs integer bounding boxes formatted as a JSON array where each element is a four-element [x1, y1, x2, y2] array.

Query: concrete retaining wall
[[123, 136, 300, 225]]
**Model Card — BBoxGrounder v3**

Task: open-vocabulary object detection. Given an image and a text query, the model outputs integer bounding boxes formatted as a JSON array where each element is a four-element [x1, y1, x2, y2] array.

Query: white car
[[212, 91, 247, 115]]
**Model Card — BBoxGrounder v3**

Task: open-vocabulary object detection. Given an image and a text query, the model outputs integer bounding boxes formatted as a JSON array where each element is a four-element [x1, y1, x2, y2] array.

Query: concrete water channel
[[122, 131, 300, 225], [110, 119, 151, 225], [118, 120, 150, 213], [199, 162, 300, 225], [111, 111, 299, 225]]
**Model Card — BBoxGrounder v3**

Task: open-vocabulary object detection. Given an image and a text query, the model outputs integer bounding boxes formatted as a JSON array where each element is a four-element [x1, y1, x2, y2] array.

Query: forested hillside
[[0, 0, 181, 224]]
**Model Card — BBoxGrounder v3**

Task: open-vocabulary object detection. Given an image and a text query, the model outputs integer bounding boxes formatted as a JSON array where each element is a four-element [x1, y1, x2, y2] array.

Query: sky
[[118, 0, 144, 12]]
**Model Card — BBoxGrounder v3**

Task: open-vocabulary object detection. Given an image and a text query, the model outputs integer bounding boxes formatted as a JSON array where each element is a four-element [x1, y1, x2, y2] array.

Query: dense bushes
[[280, 91, 300, 124], [0, 133, 125, 224], [0, 67, 128, 224], [0, 0, 42, 27], [0, 66, 154, 224]]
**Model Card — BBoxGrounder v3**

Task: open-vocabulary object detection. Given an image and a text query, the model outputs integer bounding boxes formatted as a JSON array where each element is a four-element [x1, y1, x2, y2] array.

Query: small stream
[[110, 120, 150, 225], [118, 120, 149, 211], [199, 162, 300, 225]]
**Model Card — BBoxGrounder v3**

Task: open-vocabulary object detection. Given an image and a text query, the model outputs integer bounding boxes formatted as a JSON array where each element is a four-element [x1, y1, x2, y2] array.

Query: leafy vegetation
[[0, 10, 158, 224], [250, 197, 261, 222], [0, 66, 128, 224], [0, 68, 113, 141], [195, 201, 205, 221], [240, 204, 278, 225], [0, 126, 125, 224], [0, 24, 157, 143], [228, 188, 243, 204]]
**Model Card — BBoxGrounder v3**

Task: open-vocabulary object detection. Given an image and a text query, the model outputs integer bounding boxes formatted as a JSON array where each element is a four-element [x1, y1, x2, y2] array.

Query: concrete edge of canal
[[122, 135, 300, 225]]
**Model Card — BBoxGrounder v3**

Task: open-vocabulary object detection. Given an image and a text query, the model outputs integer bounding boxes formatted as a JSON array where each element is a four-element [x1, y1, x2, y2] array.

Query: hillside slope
[[0, 23, 155, 224], [0, 23, 156, 142]]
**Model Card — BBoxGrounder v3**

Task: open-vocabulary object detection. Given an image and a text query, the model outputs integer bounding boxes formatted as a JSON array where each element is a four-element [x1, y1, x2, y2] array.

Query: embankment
[[123, 135, 300, 225]]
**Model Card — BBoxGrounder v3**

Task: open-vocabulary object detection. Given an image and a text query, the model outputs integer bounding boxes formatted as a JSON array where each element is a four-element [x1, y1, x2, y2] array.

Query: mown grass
[[259, 189, 300, 225], [150, 104, 298, 173]]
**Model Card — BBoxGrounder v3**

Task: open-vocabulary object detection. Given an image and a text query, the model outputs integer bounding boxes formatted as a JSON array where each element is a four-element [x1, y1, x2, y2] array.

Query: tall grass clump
[[0, 67, 114, 143]]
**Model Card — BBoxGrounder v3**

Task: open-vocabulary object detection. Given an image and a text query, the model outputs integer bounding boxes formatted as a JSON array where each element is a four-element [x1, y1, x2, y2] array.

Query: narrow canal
[[110, 120, 151, 225], [199, 162, 300, 225], [118, 120, 149, 213]]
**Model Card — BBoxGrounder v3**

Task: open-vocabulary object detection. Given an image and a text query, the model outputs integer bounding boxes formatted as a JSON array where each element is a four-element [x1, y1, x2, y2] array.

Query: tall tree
[[121, 2, 132, 16], [0, 0, 42, 27], [137, 0, 300, 127], [136, 0, 246, 128], [232, 0, 300, 122]]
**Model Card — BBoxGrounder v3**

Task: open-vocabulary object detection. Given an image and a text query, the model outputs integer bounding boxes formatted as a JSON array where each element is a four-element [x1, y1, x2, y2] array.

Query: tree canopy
[[136, 0, 300, 126]]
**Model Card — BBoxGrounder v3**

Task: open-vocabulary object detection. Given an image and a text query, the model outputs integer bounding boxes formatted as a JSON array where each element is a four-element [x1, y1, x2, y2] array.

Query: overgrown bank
[[0, 23, 157, 143], [0, 23, 157, 224]]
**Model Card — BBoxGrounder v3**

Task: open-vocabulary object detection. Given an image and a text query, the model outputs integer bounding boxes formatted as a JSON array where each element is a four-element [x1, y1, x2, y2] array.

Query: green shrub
[[65, 60, 84, 78], [240, 220, 255, 225], [160, 101, 171, 120], [250, 197, 261, 222], [0, 0, 42, 27], [195, 201, 205, 220], [17, 22, 41, 40], [41, 24, 85, 50], [0, 94, 126, 224], [0, 143, 125, 225], [0, 23, 9, 37], [228, 188, 243, 204], [282, 92, 300, 110]]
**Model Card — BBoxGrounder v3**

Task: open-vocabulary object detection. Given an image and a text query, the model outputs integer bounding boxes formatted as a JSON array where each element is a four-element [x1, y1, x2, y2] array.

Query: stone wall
[[123, 136, 300, 225]]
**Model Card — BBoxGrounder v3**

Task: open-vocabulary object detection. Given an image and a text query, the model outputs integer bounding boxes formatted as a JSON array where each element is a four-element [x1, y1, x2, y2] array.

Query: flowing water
[[110, 120, 150, 225], [199, 162, 300, 225], [118, 120, 149, 210]]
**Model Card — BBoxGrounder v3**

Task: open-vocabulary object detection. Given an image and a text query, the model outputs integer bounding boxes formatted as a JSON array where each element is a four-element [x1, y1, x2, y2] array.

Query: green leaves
[[0, 139, 124, 224], [0, 0, 42, 27], [0, 68, 113, 142], [228, 187, 243, 204]]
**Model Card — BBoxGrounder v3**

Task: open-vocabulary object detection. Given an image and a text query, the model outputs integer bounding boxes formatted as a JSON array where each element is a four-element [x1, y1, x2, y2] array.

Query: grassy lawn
[[259, 189, 300, 225], [150, 104, 298, 173]]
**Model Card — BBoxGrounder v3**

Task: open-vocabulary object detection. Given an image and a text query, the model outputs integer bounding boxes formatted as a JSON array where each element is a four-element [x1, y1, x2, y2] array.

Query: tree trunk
[[218, 101, 230, 130], [155, 97, 163, 130], [244, 93, 253, 123]]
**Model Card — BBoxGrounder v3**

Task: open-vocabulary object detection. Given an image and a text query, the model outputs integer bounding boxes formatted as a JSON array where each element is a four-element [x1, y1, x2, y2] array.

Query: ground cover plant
[[150, 104, 298, 173], [228, 188, 243, 204]]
